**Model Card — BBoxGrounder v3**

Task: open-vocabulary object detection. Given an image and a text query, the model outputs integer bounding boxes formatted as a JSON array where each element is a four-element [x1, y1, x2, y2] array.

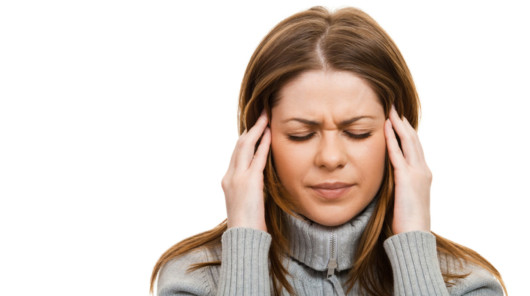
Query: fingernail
[[261, 110, 269, 121]]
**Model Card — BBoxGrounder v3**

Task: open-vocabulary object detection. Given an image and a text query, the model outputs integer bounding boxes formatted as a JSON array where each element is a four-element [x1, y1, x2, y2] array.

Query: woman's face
[[270, 70, 387, 227]]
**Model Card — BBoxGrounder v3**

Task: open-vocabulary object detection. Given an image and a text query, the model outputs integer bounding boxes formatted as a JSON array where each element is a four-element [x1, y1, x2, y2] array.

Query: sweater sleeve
[[383, 231, 503, 296], [217, 227, 272, 295], [157, 227, 272, 296]]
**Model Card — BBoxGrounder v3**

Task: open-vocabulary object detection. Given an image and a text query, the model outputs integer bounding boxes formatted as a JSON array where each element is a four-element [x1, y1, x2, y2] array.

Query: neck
[[281, 199, 377, 272]]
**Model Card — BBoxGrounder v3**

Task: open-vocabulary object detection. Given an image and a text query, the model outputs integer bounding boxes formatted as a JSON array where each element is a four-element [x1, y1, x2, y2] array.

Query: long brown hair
[[151, 6, 507, 295]]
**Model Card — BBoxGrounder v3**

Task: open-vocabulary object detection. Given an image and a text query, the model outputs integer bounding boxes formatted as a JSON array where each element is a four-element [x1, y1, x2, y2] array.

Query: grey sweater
[[157, 202, 503, 295]]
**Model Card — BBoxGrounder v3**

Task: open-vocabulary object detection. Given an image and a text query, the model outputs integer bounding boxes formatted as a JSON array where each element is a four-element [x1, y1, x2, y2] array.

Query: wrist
[[227, 217, 268, 232], [393, 216, 430, 234]]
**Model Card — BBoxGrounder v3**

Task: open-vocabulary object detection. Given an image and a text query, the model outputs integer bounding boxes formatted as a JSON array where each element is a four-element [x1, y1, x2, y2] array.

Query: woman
[[150, 6, 507, 295]]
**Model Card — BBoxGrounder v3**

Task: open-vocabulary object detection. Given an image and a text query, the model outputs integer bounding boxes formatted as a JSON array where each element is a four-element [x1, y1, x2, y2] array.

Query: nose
[[314, 132, 347, 171]]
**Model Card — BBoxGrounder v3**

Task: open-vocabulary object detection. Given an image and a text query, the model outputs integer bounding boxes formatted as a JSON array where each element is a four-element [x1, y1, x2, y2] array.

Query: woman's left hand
[[384, 105, 432, 234]]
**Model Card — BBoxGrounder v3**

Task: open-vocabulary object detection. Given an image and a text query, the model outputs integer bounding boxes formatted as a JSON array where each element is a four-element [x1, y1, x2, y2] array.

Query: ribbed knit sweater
[[157, 201, 503, 295]]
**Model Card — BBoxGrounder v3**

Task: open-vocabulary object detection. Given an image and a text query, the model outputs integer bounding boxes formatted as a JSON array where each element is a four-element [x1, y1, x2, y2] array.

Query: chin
[[304, 206, 357, 227], [298, 196, 376, 227]]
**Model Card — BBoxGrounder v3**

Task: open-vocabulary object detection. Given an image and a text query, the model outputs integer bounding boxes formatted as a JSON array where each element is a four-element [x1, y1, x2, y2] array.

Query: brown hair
[[151, 6, 507, 295]]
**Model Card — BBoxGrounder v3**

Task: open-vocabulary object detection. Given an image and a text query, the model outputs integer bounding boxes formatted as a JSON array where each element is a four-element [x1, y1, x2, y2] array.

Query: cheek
[[356, 133, 387, 181], [270, 133, 309, 185]]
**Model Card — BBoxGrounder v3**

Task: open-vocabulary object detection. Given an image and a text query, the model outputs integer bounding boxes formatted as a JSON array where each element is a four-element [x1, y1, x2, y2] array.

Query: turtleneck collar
[[281, 199, 377, 272]]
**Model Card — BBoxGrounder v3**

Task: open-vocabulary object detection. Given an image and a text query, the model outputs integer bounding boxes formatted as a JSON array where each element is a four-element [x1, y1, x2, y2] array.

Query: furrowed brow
[[282, 116, 374, 128]]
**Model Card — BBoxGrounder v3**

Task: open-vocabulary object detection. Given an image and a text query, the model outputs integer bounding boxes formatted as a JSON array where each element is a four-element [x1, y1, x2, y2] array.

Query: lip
[[310, 182, 354, 200]]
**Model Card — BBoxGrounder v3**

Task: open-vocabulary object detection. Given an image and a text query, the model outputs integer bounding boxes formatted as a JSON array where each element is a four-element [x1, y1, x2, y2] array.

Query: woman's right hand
[[221, 110, 271, 232]]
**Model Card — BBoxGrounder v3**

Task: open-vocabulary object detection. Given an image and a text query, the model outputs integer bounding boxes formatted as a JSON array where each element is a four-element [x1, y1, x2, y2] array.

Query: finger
[[235, 111, 269, 169], [402, 116, 427, 163], [384, 119, 406, 169], [251, 127, 271, 172], [246, 110, 268, 140], [389, 105, 420, 164]]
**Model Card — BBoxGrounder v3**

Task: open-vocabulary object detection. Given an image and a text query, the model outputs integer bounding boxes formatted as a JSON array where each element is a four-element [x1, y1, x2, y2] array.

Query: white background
[[1, 1, 528, 295]]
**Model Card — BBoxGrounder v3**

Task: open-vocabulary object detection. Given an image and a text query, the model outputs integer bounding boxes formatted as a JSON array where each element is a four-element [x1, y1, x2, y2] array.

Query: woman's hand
[[221, 110, 271, 232], [384, 105, 432, 234]]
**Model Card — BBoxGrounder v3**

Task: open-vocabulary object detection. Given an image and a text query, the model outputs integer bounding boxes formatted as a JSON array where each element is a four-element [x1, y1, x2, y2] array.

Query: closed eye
[[288, 133, 315, 141], [287, 131, 372, 141], [344, 131, 372, 139]]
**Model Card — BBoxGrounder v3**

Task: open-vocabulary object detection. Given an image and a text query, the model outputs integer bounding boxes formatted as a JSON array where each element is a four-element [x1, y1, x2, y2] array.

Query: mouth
[[309, 182, 354, 200]]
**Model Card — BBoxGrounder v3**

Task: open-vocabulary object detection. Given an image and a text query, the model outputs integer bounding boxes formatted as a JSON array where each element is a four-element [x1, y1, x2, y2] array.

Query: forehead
[[273, 70, 383, 122]]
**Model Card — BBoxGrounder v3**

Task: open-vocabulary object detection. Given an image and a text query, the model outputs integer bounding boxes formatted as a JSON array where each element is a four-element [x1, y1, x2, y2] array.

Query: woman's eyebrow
[[282, 115, 375, 128]]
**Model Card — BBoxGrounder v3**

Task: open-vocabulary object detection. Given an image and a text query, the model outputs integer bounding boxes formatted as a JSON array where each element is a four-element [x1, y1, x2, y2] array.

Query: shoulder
[[157, 244, 222, 296], [438, 252, 504, 295]]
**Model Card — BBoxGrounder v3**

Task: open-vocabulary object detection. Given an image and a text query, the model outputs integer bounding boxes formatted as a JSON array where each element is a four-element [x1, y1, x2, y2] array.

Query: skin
[[222, 69, 431, 234], [270, 70, 386, 226]]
